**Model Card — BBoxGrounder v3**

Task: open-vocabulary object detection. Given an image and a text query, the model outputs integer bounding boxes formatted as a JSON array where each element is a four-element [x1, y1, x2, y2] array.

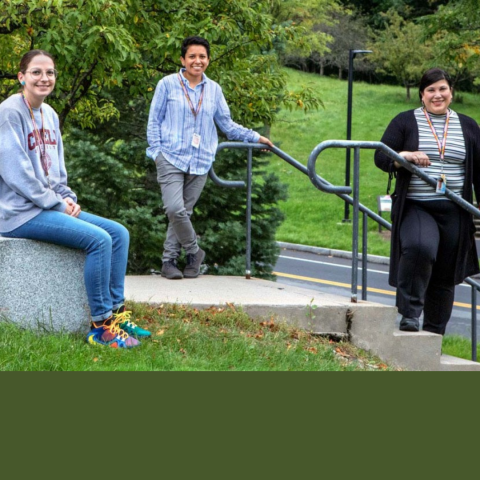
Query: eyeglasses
[[24, 69, 58, 79]]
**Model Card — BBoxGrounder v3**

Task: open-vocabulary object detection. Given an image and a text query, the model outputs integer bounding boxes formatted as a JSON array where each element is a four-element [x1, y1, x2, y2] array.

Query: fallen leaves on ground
[[123, 302, 397, 371], [335, 347, 351, 358]]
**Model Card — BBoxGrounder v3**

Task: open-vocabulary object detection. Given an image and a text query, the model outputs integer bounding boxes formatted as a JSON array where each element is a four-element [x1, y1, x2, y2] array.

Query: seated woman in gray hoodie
[[0, 49, 150, 347]]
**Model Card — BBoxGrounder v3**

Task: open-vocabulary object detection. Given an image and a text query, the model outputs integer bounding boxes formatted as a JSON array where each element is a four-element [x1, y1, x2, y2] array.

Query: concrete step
[[125, 275, 479, 371], [440, 354, 480, 371], [377, 330, 443, 371]]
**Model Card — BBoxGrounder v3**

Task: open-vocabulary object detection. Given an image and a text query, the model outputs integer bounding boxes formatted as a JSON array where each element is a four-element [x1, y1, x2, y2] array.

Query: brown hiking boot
[[183, 248, 205, 278], [161, 259, 183, 279]]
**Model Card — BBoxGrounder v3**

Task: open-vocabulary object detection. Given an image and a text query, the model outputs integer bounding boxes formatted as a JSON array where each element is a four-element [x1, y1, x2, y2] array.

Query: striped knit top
[[407, 107, 466, 200]]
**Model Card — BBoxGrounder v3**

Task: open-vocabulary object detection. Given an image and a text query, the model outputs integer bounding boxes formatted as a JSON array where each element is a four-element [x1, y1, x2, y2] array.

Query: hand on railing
[[258, 135, 274, 150], [397, 150, 431, 168]]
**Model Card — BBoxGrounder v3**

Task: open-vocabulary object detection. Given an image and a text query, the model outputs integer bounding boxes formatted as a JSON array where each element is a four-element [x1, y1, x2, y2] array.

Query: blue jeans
[[1, 211, 129, 322]]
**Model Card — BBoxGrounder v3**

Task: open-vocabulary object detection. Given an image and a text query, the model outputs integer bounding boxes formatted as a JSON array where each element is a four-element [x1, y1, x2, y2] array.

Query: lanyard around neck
[[422, 108, 451, 160], [177, 73, 205, 120], [21, 93, 49, 180]]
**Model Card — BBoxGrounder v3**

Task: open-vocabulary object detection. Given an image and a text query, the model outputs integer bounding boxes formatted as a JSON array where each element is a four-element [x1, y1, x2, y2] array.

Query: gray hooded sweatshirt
[[0, 94, 76, 233]]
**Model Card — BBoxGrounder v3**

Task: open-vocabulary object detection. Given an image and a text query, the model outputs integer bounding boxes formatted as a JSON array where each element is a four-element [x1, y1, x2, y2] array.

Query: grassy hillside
[[267, 68, 480, 256]]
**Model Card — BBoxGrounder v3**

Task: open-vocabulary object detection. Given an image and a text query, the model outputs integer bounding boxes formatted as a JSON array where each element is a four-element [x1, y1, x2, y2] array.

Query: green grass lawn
[[268, 68, 480, 256], [1, 302, 476, 370], [442, 335, 480, 361], [0, 302, 398, 371]]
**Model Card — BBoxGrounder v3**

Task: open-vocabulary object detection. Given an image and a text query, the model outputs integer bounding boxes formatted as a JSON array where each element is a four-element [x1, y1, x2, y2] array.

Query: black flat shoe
[[399, 316, 420, 332]]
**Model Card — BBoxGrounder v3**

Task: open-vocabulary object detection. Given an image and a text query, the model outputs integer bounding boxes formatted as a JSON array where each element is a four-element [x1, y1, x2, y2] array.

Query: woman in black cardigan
[[375, 68, 480, 335]]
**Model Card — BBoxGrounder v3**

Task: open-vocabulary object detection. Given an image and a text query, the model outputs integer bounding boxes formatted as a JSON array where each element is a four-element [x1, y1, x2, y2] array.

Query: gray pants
[[155, 153, 208, 262]]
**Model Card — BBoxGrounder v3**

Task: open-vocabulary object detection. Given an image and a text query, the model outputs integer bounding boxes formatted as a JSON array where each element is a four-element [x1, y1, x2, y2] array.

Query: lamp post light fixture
[[343, 49, 372, 223]]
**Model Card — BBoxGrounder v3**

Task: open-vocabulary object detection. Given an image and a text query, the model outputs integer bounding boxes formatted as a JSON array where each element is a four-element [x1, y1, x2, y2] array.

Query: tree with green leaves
[[369, 10, 432, 99], [421, 0, 480, 87], [271, 0, 342, 58], [340, 0, 448, 27], [312, 8, 371, 79], [0, 0, 322, 129], [1, 0, 323, 276]]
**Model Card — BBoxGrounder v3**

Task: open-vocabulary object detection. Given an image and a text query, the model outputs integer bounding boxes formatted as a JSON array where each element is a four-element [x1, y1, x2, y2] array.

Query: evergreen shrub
[[64, 129, 288, 279]]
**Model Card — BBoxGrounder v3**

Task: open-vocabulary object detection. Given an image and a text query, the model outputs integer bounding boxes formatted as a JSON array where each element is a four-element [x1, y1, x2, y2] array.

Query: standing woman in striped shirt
[[375, 68, 480, 335], [147, 36, 273, 280]]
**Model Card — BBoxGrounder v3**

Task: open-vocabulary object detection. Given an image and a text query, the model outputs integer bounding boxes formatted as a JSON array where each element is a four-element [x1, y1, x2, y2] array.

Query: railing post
[[472, 286, 477, 362], [351, 147, 361, 302], [245, 148, 253, 279], [343, 51, 354, 223], [362, 212, 368, 301]]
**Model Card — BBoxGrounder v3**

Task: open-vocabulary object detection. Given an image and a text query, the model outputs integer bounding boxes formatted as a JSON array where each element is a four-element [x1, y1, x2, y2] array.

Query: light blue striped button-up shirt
[[146, 69, 260, 175]]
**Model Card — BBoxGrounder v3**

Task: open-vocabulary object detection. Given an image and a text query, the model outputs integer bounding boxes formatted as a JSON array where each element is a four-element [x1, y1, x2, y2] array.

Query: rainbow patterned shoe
[[114, 309, 151, 338], [86, 317, 141, 348]]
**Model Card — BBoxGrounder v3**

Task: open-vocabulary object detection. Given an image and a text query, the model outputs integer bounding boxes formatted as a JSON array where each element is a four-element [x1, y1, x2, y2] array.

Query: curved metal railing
[[308, 140, 480, 361], [210, 142, 389, 278], [211, 140, 479, 361]]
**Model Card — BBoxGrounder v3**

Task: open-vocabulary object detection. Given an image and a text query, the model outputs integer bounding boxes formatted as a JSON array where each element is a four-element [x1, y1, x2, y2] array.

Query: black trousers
[[396, 199, 461, 335]]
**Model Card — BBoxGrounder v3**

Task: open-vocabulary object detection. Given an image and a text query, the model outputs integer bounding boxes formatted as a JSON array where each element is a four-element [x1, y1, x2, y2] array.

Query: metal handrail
[[308, 139, 479, 361], [210, 140, 479, 361], [210, 142, 389, 277], [309, 140, 480, 217]]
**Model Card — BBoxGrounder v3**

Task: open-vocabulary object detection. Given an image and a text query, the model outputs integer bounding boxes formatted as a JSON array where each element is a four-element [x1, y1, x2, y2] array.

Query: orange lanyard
[[177, 73, 205, 121], [22, 93, 49, 181], [423, 108, 451, 160]]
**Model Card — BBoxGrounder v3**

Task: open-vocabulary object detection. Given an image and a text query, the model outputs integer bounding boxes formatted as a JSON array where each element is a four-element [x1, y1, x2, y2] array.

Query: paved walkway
[[125, 274, 351, 312]]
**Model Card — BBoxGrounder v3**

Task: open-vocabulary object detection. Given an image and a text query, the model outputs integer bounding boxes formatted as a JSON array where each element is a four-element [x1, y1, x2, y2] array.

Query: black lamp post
[[343, 49, 372, 223]]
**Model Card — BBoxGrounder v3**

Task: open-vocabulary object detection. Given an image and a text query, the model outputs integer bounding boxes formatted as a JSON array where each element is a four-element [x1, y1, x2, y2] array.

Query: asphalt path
[[273, 247, 478, 339]]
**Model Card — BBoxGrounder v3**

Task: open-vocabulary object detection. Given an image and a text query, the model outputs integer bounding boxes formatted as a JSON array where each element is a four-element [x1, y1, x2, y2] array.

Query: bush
[[63, 129, 166, 273], [63, 128, 288, 278], [195, 145, 288, 279]]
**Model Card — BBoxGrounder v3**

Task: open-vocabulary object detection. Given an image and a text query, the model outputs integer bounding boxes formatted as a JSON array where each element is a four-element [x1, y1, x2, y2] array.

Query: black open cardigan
[[374, 109, 480, 287]]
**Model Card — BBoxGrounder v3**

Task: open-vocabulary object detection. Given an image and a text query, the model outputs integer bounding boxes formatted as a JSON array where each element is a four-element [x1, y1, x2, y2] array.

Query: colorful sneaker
[[86, 316, 141, 348], [114, 309, 151, 338]]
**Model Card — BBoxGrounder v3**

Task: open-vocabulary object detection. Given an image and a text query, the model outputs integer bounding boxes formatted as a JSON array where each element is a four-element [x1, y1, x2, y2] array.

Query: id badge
[[192, 133, 201, 149], [436, 174, 446, 194]]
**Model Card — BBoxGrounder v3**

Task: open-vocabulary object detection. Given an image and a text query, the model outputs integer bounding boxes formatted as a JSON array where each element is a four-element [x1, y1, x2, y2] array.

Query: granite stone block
[[0, 237, 90, 333]]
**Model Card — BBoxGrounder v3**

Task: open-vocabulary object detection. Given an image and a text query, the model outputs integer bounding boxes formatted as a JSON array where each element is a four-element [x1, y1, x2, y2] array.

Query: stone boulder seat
[[0, 237, 90, 333]]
